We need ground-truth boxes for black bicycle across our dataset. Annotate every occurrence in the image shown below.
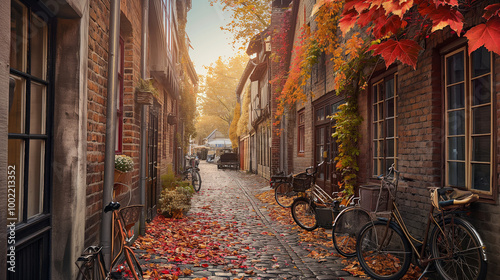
[183,156,201,192]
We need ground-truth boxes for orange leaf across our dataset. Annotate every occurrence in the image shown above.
[465,17,500,55]
[382,0,414,16]
[339,9,359,35]
[368,39,423,69]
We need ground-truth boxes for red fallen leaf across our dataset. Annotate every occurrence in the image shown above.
[368,39,423,69]
[465,17,500,55]
[483,3,500,20]
[201,263,209,268]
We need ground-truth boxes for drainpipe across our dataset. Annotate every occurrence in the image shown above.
[139,0,149,236]
[101,0,120,267]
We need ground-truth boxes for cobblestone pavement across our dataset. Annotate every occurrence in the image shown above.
[135,161,360,280]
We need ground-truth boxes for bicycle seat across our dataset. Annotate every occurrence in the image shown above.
[430,187,479,210]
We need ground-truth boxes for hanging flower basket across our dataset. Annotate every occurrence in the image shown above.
[135,78,159,106]
[167,114,177,125]
[136,90,155,105]
[114,169,132,184]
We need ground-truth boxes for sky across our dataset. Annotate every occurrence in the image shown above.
[186,0,244,77]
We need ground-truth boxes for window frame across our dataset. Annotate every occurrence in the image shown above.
[371,72,398,177]
[443,46,494,197]
[297,110,305,156]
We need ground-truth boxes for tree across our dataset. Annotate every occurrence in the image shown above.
[197,54,247,139]
[209,0,273,46]
[229,103,241,149]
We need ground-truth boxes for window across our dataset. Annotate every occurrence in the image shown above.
[372,75,398,176]
[298,111,305,154]
[445,47,492,194]
[115,37,124,153]
[9,0,50,222]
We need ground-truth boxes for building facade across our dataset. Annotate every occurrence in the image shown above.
[2,0,196,279]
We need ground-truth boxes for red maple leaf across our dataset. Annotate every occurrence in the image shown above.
[420,4,464,34]
[433,0,458,7]
[339,9,359,35]
[344,0,370,13]
[358,7,385,28]
[382,0,414,17]
[373,14,408,38]
[368,39,423,69]
[483,4,500,21]
[465,17,500,55]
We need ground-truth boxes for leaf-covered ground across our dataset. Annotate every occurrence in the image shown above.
[131,189,425,279]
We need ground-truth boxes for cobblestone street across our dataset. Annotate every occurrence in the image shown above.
[134,161,358,280]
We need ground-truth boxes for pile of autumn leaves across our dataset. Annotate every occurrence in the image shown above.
[133,190,423,279]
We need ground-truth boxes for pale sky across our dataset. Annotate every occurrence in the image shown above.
[186,0,244,77]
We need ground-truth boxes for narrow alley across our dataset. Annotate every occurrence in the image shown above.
[133,161,355,280]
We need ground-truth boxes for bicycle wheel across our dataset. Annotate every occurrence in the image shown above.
[274,181,296,208]
[332,206,371,257]
[291,197,318,231]
[191,170,201,192]
[124,247,144,280]
[76,247,107,280]
[356,220,412,280]
[430,217,487,280]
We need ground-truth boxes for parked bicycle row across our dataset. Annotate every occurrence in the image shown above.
[270,161,487,280]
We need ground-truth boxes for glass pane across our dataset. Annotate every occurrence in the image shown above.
[448,161,465,187]
[448,137,465,161]
[372,84,377,103]
[378,103,383,120]
[30,13,47,79]
[386,118,394,138]
[373,160,378,176]
[447,84,464,109]
[8,139,24,222]
[446,51,464,84]
[385,159,394,173]
[471,163,490,191]
[8,76,26,134]
[472,76,491,106]
[472,105,490,134]
[373,141,378,157]
[378,122,383,138]
[373,105,378,121]
[448,110,465,135]
[10,0,26,72]
[373,123,378,140]
[385,78,394,98]
[472,136,490,162]
[387,98,395,118]
[471,47,490,78]
[28,140,45,218]
[378,83,384,101]
[386,139,394,157]
[317,108,324,121]
[30,83,46,134]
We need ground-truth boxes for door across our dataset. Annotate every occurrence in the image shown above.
[314,100,343,194]
[8,1,53,279]
[147,112,159,222]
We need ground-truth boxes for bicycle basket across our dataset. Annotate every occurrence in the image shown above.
[118,205,143,233]
[292,173,312,192]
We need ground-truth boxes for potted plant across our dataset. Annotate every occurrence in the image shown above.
[158,169,194,218]
[114,154,134,184]
[135,78,159,105]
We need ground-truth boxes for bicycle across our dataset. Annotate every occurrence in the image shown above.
[270,171,303,208]
[289,160,371,234]
[76,184,144,280]
[182,156,201,192]
[332,196,371,257]
[356,164,487,280]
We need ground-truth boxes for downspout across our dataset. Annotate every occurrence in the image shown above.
[139,0,149,236]
[101,0,120,267]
